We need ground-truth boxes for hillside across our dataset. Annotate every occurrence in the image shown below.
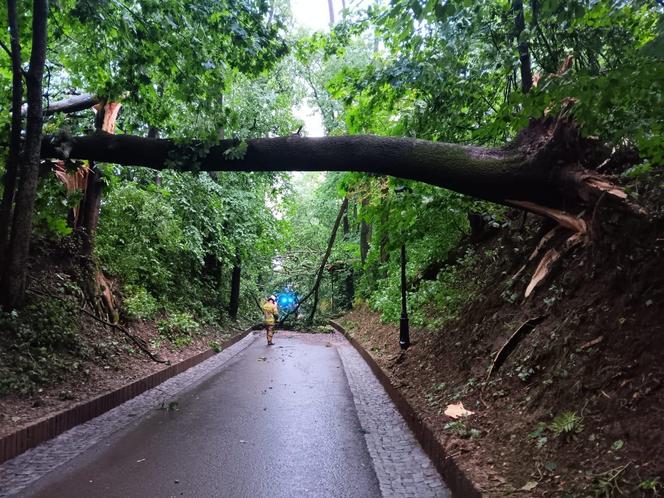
[338,172,664,496]
[0,236,239,438]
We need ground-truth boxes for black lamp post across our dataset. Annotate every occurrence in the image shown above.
[395,185,410,350]
[399,242,410,349]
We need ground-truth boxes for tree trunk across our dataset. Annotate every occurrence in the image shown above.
[307,197,347,324]
[327,0,335,24]
[228,252,241,320]
[78,102,122,320]
[77,164,104,255]
[513,0,533,93]
[42,120,620,217]
[2,0,48,309]
[379,184,389,264]
[77,102,121,257]
[0,0,23,264]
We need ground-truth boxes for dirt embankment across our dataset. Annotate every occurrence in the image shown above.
[340,178,664,497]
[0,238,239,439]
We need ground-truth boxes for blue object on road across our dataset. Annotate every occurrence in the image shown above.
[276,289,298,315]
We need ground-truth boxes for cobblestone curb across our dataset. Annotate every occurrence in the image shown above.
[0,332,258,497]
[335,336,451,498]
[331,321,482,498]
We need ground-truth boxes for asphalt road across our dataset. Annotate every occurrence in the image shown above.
[21,333,381,498]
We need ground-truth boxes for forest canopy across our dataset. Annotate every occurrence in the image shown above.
[0,0,662,322]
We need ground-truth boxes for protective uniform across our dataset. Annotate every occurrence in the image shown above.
[262,296,279,345]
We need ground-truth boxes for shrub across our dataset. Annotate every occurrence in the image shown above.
[549,411,584,437]
[0,296,81,396]
[157,312,200,348]
[123,286,159,320]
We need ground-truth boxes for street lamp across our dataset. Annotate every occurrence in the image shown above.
[394,185,410,350]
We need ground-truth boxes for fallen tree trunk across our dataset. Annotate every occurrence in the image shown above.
[41,119,625,216]
[278,197,349,326]
[307,197,349,324]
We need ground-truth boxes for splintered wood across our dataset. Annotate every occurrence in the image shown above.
[486,315,547,381]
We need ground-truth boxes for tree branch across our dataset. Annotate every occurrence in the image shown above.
[21,92,99,117]
[79,307,169,364]
[0,39,12,59]
[26,286,168,364]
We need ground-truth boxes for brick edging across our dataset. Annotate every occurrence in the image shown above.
[330,320,482,498]
[0,328,253,465]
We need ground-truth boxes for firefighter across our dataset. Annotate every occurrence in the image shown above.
[262,295,279,345]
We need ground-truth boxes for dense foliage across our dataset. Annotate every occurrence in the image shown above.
[280,0,663,327]
[0,0,662,356]
[0,0,298,351]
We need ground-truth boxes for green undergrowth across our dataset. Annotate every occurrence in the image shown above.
[0,294,84,396]
[157,311,201,348]
[368,246,497,329]
[0,269,232,397]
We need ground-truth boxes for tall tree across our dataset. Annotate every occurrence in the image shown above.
[0,0,23,261]
[513,0,533,93]
[359,196,371,266]
[2,0,49,309]
[341,208,354,308]
[229,251,242,320]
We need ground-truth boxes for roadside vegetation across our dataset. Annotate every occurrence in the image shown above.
[0,1,662,495]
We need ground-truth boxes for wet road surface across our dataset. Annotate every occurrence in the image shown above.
[21,333,381,498]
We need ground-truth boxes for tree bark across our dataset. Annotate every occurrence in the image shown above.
[2,0,48,309]
[77,165,104,252]
[379,184,389,264]
[228,252,241,320]
[0,0,23,264]
[77,102,121,256]
[307,197,348,324]
[42,119,622,216]
[514,0,533,93]
[21,92,99,116]
[359,196,371,265]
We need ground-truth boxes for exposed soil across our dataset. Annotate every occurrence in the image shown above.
[339,175,664,497]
